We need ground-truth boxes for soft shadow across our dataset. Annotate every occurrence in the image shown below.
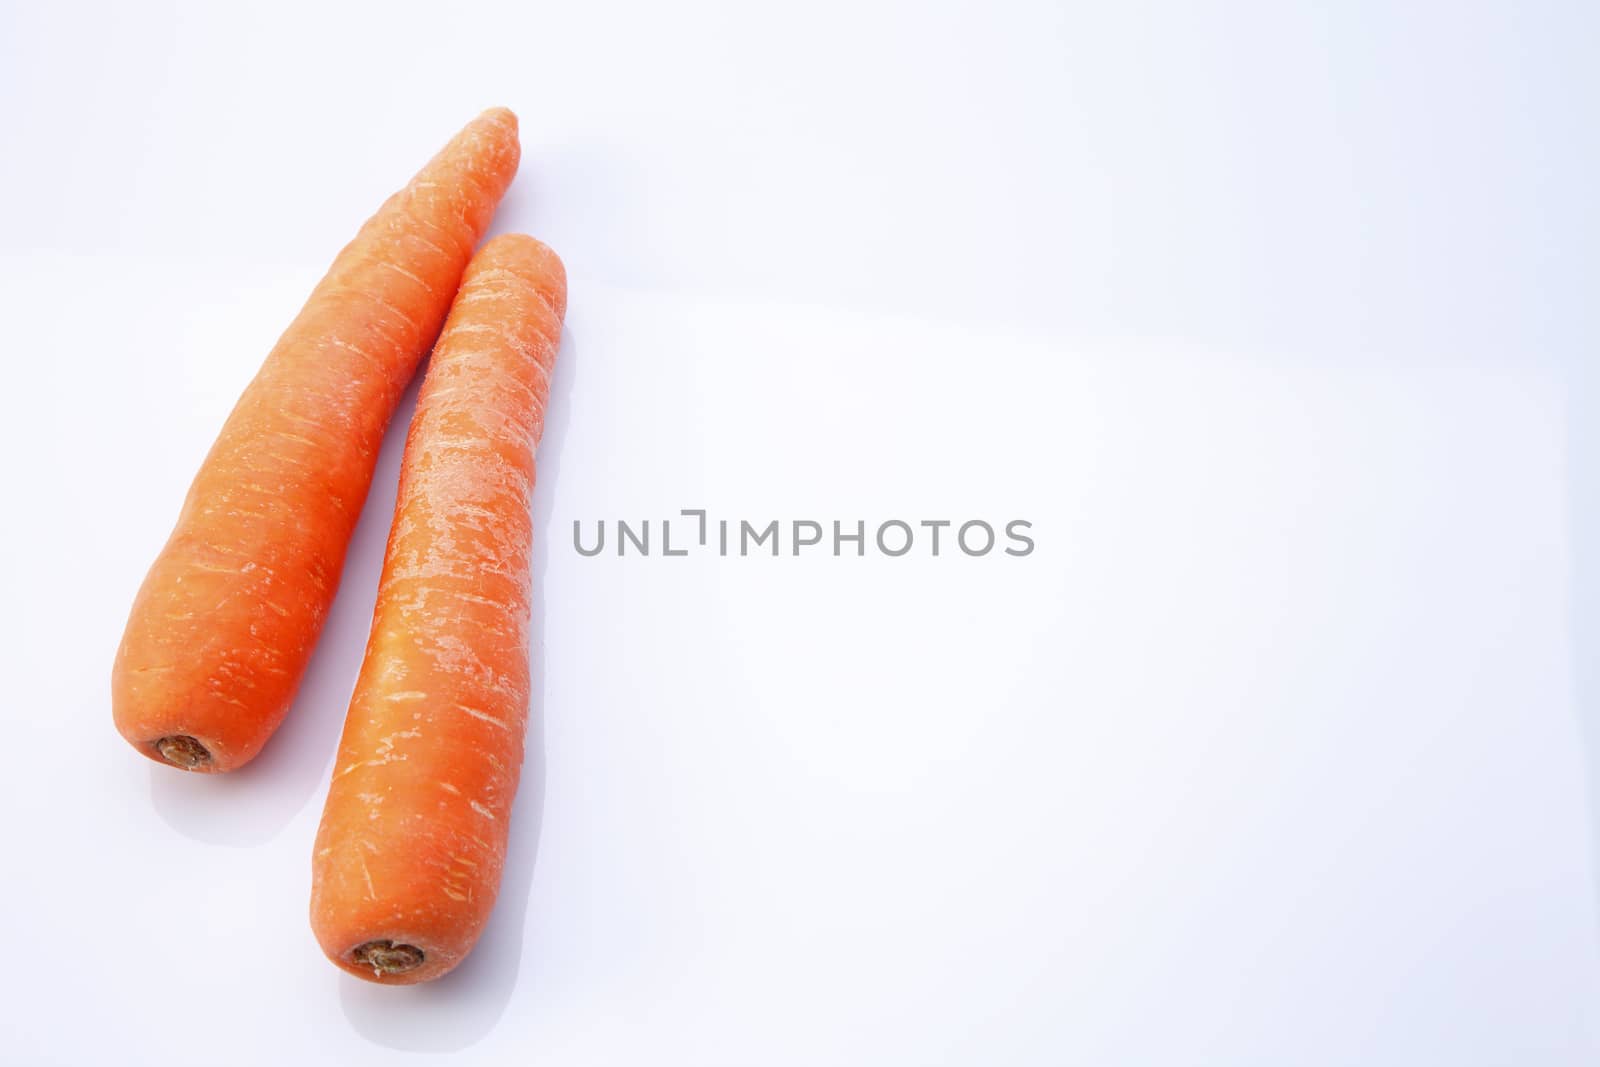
[340,327,577,1051]
[149,371,427,846]
[1569,357,1600,929]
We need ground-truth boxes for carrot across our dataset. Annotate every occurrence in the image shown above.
[112,108,521,773]
[310,234,566,984]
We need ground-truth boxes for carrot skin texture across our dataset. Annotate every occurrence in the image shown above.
[112,109,520,773]
[311,235,566,985]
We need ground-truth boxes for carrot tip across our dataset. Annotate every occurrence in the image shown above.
[154,735,212,770]
[351,940,426,977]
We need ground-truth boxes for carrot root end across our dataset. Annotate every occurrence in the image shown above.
[351,940,426,977]
[155,735,212,770]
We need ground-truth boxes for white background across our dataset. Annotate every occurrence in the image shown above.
[3,1,1598,1063]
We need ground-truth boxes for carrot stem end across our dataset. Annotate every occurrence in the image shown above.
[351,940,426,976]
[155,735,212,769]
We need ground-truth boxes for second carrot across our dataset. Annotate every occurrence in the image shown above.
[113,108,521,772]
[310,234,567,984]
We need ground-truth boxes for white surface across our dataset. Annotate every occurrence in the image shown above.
[3,2,1598,1064]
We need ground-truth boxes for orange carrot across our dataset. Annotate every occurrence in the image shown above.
[112,109,521,773]
[310,234,566,984]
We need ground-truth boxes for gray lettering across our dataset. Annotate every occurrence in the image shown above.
[958,519,995,556]
[618,519,649,556]
[793,520,823,555]
[681,508,708,545]
[741,520,779,556]
[834,520,865,556]
[919,519,950,556]
[876,520,913,556]
[1005,519,1035,557]
[573,520,605,557]
[662,520,688,556]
